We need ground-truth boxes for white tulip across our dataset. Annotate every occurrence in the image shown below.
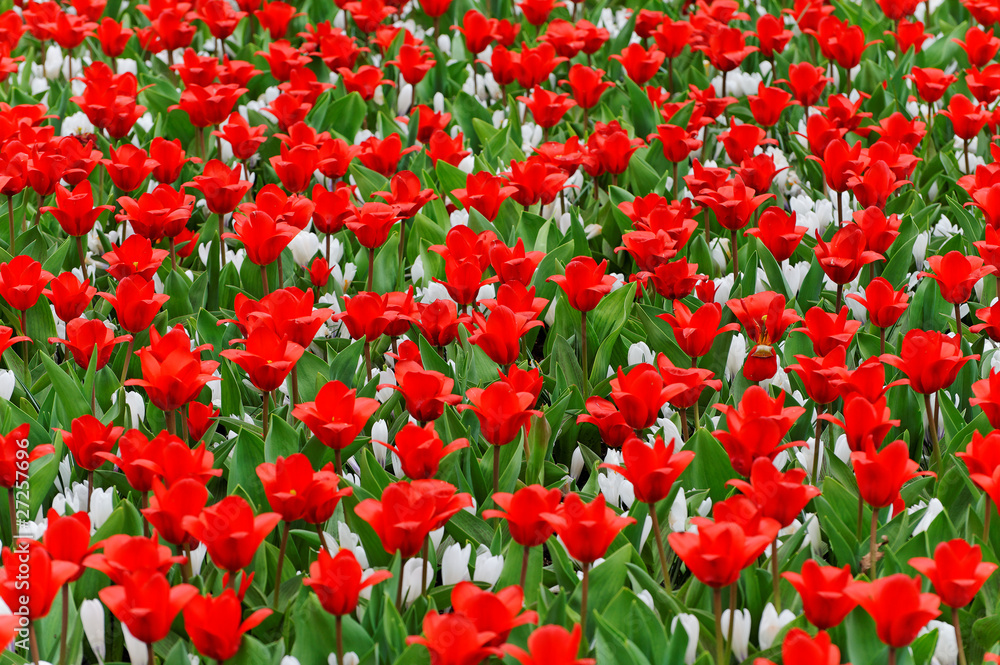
[758,602,795,649]
[473,546,504,588]
[80,599,106,661]
[441,543,471,586]
[721,608,752,662]
[122,625,148,665]
[671,613,700,665]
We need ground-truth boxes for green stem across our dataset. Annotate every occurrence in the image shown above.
[520,545,530,589]
[580,562,590,654]
[581,310,589,395]
[649,506,672,593]
[262,391,270,441]
[812,403,823,486]
[925,392,942,479]
[492,444,500,495]
[336,615,344,665]
[273,522,289,609]
[713,588,724,665]
[771,536,781,612]
[420,537,429,596]
[59,586,68,665]
[870,506,878,579]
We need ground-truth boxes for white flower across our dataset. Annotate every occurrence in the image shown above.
[912,498,944,536]
[122,624,148,665]
[111,390,146,429]
[805,514,828,559]
[721,608,751,662]
[668,488,688,532]
[396,84,413,115]
[80,599,106,661]
[190,543,207,576]
[473,546,504,588]
[671,613,700,665]
[328,652,360,665]
[912,231,930,268]
[0,370,14,401]
[441,543,471,586]
[920,619,957,665]
[281,657,303,665]
[399,557,432,606]
[371,420,389,465]
[570,446,585,481]
[725,334,747,382]
[758,602,795,649]
[627,342,654,366]
[636,589,655,611]
[287,231,320,265]
[598,449,634,508]
[638,514,652,553]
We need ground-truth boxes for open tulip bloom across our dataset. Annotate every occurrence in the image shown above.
[7,0,1000,664]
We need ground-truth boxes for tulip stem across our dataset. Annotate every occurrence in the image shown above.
[396,557,406,609]
[713,588,724,665]
[261,264,270,296]
[87,470,93,513]
[888,647,896,665]
[182,542,192,582]
[672,162,678,201]
[924,392,942,479]
[492,444,500,495]
[367,247,375,292]
[397,219,407,290]
[870,507,878,579]
[420,537,429,596]
[520,545,530,589]
[335,448,342,478]
[731,228,738,279]
[952,606,968,665]
[290,366,299,408]
[837,190,844,227]
[76,235,87,278]
[724,586,736,665]
[165,409,176,436]
[680,408,689,441]
[147,641,155,665]
[335,615,344,665]
[771,536,781,612]
[6,195,13,252]
[955,302,963,340]
[120,337,134,386]
[879,327,886,355]
[363,341,372,384]
[169,238,177,270]
[28,620,40,665]
[316,523,331,555]
[648,506,672,594]
[218,213,226,268]
[580,310,589,395]
[836,283,843,312]
[273,522,289,609]
[579,561,590,653]
[812,403,823,486]
[262,391,270,441]
[964,138,971,175]
[59,586,68,665]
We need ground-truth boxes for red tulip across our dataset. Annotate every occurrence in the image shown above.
[188,160,253,215]
[49,318,132,370]
[502,624,595,665]
[0,544,80,620]
[0,424,54,489]
[460,380,541,448]
[847,277,909,329]
[55,415,123,472]
[42,272,97,322]
[100,572,198,644]
[547,256,617,312]
[406,611,503,664]
[41,180,113,237]
[745,207,807,262]
[713,386,804,477]
[183,496,280,573]
[454,171,518,222]
[376,421,468,480]
[821,394,899,452]
[601,435,694,505]
[845,574,941,648]
[881,329,976,394]
[562,64,613,110]
[467,306,542,367]
[257,453,352,523]
[98,275,169,334]
[905,66,956,103]
[747,83,797,127]
[814,225,883,285]
[919,251,995,304]
[910,538,996,609]
[727,291,801,381]
[541,493,635,564]
[668,517,778,588]
[782,560,857,630]
[183,589,271,661]
[126,324,220,413]
[0,255,53,314]
[483,485,562,547]
[102,235,169,281]
[852,439,932,511]
[141,479,209,547]
[292,379,379,451]
[221,325,304,393]
[304,548,392,615]
[576,397,634,449]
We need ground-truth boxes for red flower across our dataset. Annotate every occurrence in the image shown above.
[782,560,857,630]
[959,431,1000,506]
[609,363,684,430]
[847,159,909,209]
[0,255,53,313]
[186,402,220,442]
[407,612,503,664]
[415,300,471,347]
[214,113,268,162]
[586,121,644,174]
[42,272,96,322]
[41,180,113,236]
[728,457,820,528]
[454,171,519,221]
[467,306,542,367]
[652,16,693,57]
[55,415,123,472]
[713,386,804,476]
[0,424,54,489]
[727,291,801,382]
[905,66,957,103]
[881,329,976,394]
[221,326,304,393]
[814,224,883,284]
[601,435,694,504]
[547,256,617,312]
[667,517,778,588]
[102,235,169,281]
[847,277,909,329]
[919,251,995,304]
[345,202,401,249]
[940,93,990,140]
[254,0,301,38]
[657,301,740,358]
[101,144,155,193]
[386,43,436,85]
[183,589,272,662]
[126,324,220,413]
[649,123,702,163]
[0,544,79,620]
[292,379,379,451]
[698,26,758,72]
[541,493,635,564]
[794,306,861,357]
[745,207,807,262]
[337,65,394,100]
[377,422,468,480]
[183,496,281,573]
[99,572,198,644]
[188,160,253,215]
[356,133,419,177]
[753,14,794,57]
[84,534,187,584]
[852,439,932,510]
[576,397,634,449]
[455,9,496,54]
[821,395,899,452]
[40,508,94,581]
[117,184,195,244]
[49,318,132,370]
[93,17,134,57]
[845,574,941,648]
[269,143,318,194]
[142,479,210,547]
[695,176,773,231]
[483,484,562,547]
[502,624,595,665]
[98,275,169,334]
[304,548,392,615]
[459,380,541,447]
[355,479,472,558]
[910,538,996,609]
[517,0,564,25]
[562,64,613,110]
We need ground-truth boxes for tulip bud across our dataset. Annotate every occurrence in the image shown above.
[122,624,148,665]
[758,602,795,649]
[638,514,652,554]
[328,652,360,665]
[441,543,471,586]
[0,370,13,401]
[570,446,585,482]
[721,608,751,662]
[472,545,503,588]
[668,488,688,533]
[920,620,957,665]
[670,613,700,665]
[80,599,106,660]
[399,557,431,606]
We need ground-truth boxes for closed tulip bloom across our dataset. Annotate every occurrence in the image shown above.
[377,422,468,480]
[49,318,132,370]
[141,478,209,547]
[853,439,933,510]
[845,574,941,648]
[658,301,740,358]
[183,589,272,662]
[101,144,155,192]
[728,457,820,528]
[149,137,196,184]
[562,64,613,110]
[451,582,537,646]
[745,207,807,262]
[100,572,198,644]
[55,415,123,472]
[183,496,281,573]
[292,380,379,451]
[355,479,473,558]
[460,380,541,447]
[42,272,97,322]
[0,424,54,489]
[713,386,804,477]
[483,485,562,547]
[126,325,220,412]
[99,275,169,334]
[41,180,113,236]
[847,277,909,329]
[814,225,883,285]
[221,326,304,393]
[41,508,94,581]
[518,87,577,129]
[503,624,594,665]
[782,560,857,630]
[454,171,519,221]
[187,160,253,215]
[84,534,187,585]
[548,256,617,312]
[609,43,665,85]
[344,202,400,249]
[0,544,80,620]
[407,611,503,664]
[909,539,996,608]
[304,548,392,615]
[881,329,976,394]
[919,251,995,304]
[747,83,797,127]
[467,306,543,367]
[972,371,1000,428]
[415,300,471,347]
[257,453,352,522]
[769,630,845,665]
[905,66,956,103]
[601,436,694,505]
[541,493,635,564]
[577,397,634,449]
[609,363,684,430]
[668,517,779,588]
[0,255,54,312]
[821,395,899,452]
[383,363,462,423]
